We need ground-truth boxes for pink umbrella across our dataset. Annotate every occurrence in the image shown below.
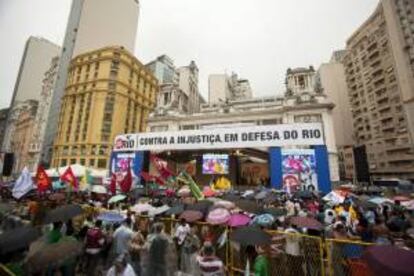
[227,213,251,227]
[214,200,236,210]
[132,203,153,214]
[207,208,231,225]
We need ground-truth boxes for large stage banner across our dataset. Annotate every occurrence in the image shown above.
[281,149,318,193]
[113,123,324,152]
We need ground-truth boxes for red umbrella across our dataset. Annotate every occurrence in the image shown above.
[179,210,203,222]
[290,216,322,230]
[227,213,251,227]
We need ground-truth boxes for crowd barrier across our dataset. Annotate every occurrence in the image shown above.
[130,216,375,276]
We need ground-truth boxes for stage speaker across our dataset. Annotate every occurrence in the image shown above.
[2,153,14,176]
[353,145,370,183]
[142,151,151,173]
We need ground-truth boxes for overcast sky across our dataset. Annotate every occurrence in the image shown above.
[0,0,379,108]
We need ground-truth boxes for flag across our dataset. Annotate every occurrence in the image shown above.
[119,166,132,193]
[12,167,34,199]
[244,259,250,276]
[36,165,51,193]
[109,173,116,195]
[60,166,79,191]
[80,168,92,191]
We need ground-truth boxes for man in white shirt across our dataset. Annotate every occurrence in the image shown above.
[174,218,191,246]
[113,218,134,256]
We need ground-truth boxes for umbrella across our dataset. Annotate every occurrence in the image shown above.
[230,226,271,246]
[401,200,414,210]
[393,196,410,202]
[290,216,323,230]
[186,200,213,214]
[222,193,240,202]
[26,238,83,273]
[255,190,268,200]
[294,190,313,199]
[43,204,83,224]
[228,213,251,227]
[251,214,275,227]
[48,193,66,201]
[368,197,393,205]
[263,207,287,217]
[179,210,203,222]
[0,226,40,255]
[97,212,126,223]
[364,245,414,276]
[203,186,216,197]
[206,208,231,225]
[263,194,280,205]
[214,200,236,210]
[91,185,107,194]
[131,203,154,214]
[354,199,377,209]
[235,200,262,214]
[165,204,185,216]
[108,194,127,204]
[148,205,170,217]
[242,190,255,199]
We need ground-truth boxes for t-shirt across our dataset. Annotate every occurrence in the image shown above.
[254,255,269,276]
[106,263,136,276]
[174,224,190,245]
[285,228,300,256]
[86,227,104,250]
[47,229,62,244]
[112,225,133,255]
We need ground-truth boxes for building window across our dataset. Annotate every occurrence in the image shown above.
[89,159,95,167]
[70,158,76,164]
[98,159,107,169]
[60,159,67,166]
[80,159,85,165]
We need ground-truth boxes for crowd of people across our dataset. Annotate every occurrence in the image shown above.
[0,184,413,276]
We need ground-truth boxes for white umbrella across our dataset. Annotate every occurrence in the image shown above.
[148,205,170,217]
[91,185,107,194]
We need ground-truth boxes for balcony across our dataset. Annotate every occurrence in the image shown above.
[385,144,413,152]
[387,154,414,162]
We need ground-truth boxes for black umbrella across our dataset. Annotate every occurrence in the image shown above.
[230,226,271,246]
[0,226,41,255]
[43,204,83,224]
[223,193,240,202]
[165,204,185,216]
[235,199,262,214]
[263,207,287,217]
[186,200,213,214]
[364,245,414,276]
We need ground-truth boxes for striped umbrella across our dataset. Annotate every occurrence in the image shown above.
[207,208,231,225]
[251,214,275,227]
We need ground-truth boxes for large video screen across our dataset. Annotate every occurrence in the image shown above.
[202,154,229,174]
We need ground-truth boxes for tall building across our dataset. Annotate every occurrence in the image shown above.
[146,55,179,85]
[343,0,414,180]
[178,61,201,113]
[51,46,158,169]
[28,56,60,170]
[208,72,253,103]
[0,108,9,149]
[2,37,60,153]
[318,51,355,181]
[43,0,140,166]
[10,100,38,173]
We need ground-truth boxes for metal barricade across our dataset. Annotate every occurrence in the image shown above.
[325,239,373,276]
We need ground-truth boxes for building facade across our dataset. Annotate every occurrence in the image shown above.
[146,55,179,85]
[178,61,202,113]
[52,46,158,169]
[10,100,38,173]
[43,0,140,166]
[0,108,9,149]
[343,0,414,180]
[28,56,60,169]
[149,67,340,183]
[318,51,355,181]
[208,72,253,103]
[2,36,60,152]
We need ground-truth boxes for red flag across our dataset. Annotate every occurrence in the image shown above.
[150,154,174,179]
[36,165,51,193]
[60,166,78,190]
[109,173,116,195]
[119,167,132,193]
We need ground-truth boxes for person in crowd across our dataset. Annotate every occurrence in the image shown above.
[147,223,169,276]
[254,245,269,276]
[107,254,136,276]
[201,225,215,243]
[84,220,106,275]
[196,242,225,276]
[47,221,63,244]
[128,230,145,275]
[180,225,201,274]
[284,223,303,276]
[112,218,134,258]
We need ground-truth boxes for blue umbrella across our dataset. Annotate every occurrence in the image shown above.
[251,214,275,227]
[97,212,125,223]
